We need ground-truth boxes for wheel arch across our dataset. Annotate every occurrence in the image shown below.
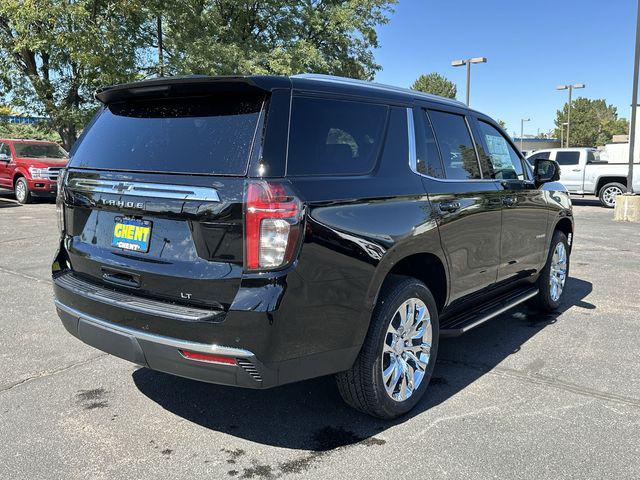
[596,176,627,195]
[369,251,448,315]
[553,216,574,252]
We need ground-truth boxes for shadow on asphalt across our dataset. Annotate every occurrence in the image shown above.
[133,276,593,451]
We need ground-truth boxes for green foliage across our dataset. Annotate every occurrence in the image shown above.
[161,0,396,80]
[0,1,150,149]
[0,121,60,143]
[0,0,396,149]
[554,98,629,147]
[497,119,507,131]
[411,73,457,99]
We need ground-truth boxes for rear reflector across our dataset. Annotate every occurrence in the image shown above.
[178,350,237,365]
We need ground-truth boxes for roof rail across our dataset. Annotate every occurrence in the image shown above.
[291,73,467,107]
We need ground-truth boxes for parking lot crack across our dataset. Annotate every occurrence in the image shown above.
[439,359,640,408]
[0,265,52,285]
[0,353,108,395]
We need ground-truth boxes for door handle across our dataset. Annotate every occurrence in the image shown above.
[571,168,582,172]
[438,201,461,213]
[502,196,517,207]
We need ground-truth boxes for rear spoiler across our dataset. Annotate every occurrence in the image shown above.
[94,75,291,105]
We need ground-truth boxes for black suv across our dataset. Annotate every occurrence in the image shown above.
[52,74,572,419]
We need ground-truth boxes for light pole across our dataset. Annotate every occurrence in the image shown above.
[560,122,568,148]
[556,83,585,148]
[452,57,487,106]
[520,118,530,152]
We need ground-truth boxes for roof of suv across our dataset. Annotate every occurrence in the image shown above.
[94,74,470,111]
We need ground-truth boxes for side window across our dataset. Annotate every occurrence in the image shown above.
[0,143,10,157]
[476,120,525,180]
[428,110,481,180]
[528,152,550,162]
[287,97,388,176]
[555,151,580,166]
[415,110,444,178]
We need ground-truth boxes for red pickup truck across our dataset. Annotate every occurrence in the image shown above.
[0,138,68,204]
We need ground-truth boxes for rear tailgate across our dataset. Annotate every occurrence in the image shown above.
[60,83,268,310]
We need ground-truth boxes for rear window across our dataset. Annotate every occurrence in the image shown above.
[70,95,264,175]
[287,97,388,176]
[555,151,580,166]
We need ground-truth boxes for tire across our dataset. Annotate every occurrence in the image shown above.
[335,276,439,419]
[14,177,32,204]
[598,182,626,208]
[534,230,570,312]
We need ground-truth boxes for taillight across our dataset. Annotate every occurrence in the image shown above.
[244,180,303,271]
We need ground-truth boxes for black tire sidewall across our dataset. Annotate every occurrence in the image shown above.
[15,177,30,204]
[368,278,440,418]
[599,182,626,208]
[536,231,569,311]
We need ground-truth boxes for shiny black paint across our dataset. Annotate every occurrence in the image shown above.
[53,75,574,388]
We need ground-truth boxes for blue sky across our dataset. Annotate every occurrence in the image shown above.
[374,0,636,137]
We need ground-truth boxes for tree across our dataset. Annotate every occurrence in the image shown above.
[0,121,59,143]
[159,1,395,80]
[411,73,457,99]
[497,119,507,131]
[0,104,16,116]
[554,98,629,147]
[0,1,150,149]
[0,1,396,149]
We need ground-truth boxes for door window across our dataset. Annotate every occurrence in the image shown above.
[555,151,580,165]
[428,110,481,180]
[0,143,10,158]
[476,121,525,180]
[415,110,445,178]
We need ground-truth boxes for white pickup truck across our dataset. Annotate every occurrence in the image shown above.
[526,148,640,208]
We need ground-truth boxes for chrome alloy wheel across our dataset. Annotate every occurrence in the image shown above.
[549,242,568,302]
[15,179,26,203]
[381,298,432,402]
[602,185,623,207]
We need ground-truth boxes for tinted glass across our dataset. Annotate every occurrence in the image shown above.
[555,151,580,166]
[0,143,10,156]
[287,97,388,176]
[416,111,444,178]
[477,121,525,180]
[13,142,67,159]
[428,110,480,180]
[70,95,263,175]
[528,152,550,162]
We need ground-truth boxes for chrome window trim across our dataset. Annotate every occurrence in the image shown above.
[406,107,499,184]
[67,178,221,202]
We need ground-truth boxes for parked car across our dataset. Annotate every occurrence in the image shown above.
[526,147,638,207]
[52,74,573,419]
[0,138,69,204]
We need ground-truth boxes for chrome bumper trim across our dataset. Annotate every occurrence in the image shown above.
[54,300,253,358]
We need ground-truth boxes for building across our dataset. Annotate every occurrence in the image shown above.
[511,137,561,154]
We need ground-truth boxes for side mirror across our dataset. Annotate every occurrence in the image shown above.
[534,158,560,187]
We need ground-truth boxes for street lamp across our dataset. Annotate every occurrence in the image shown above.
[452,57,487,106]
[556,83,585,148]
[520,118,530,152]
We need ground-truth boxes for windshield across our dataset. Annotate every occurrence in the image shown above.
[70,94,264,175]
[13,143,68,159]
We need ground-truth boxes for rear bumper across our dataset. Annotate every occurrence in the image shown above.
[55,300,275,388]
[52,270,360,388]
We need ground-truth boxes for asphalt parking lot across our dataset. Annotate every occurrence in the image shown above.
[1,190,639,480]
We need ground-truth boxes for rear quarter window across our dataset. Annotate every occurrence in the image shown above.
[70,95,264,175]
[286,97,388,176]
